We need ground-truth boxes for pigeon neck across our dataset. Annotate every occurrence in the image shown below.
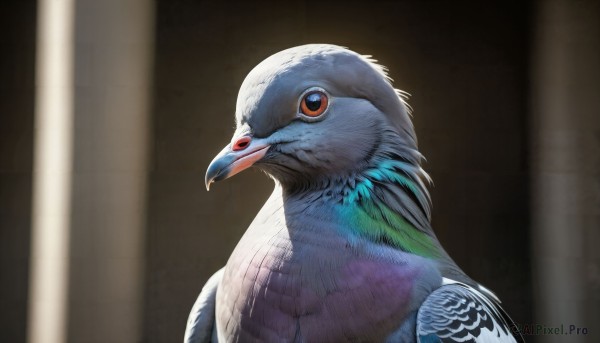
[281,130,441,259]
[338,144,440,258]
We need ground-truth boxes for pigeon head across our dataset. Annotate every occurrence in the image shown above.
[205,44,419,191]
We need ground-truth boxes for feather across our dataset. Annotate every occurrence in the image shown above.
[416,278,524,343]
[184,268,223,343]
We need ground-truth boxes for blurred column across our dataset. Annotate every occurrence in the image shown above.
[531,0,600,342]
[28,0,154,342]
[29,0,74,342]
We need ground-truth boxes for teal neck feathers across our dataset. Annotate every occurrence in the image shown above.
[338,151,442,259]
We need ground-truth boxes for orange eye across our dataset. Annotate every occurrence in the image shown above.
[300,91,328,117]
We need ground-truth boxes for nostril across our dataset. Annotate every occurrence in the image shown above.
[232,136,251,151]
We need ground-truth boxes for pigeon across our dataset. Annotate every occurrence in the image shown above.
[185,44,523,343]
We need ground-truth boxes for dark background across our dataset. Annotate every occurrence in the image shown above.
[1,0,598,342]
[0,1,36,340]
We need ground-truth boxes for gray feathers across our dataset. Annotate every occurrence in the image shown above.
[184,268,223,343]
[236,44,415,146]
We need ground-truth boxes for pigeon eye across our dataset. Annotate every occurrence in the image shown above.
[300,90,328,118]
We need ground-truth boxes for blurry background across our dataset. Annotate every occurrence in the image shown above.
[0,0,598,342]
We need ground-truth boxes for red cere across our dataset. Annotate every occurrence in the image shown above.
[232,136,251,151]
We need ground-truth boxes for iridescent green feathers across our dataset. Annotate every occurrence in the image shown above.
[339,127,441,258]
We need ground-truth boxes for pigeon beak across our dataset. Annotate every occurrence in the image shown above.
[205,136,270,190]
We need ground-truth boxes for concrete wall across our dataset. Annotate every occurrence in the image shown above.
[531,1,600,342]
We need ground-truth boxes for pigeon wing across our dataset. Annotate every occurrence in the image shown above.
[416,279,523,343]
[184,268,224,343]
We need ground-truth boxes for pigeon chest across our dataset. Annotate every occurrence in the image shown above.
[215,224,424,342]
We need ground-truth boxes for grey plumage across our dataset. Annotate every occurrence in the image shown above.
[185,268,223,343]
[186,44,523,343]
